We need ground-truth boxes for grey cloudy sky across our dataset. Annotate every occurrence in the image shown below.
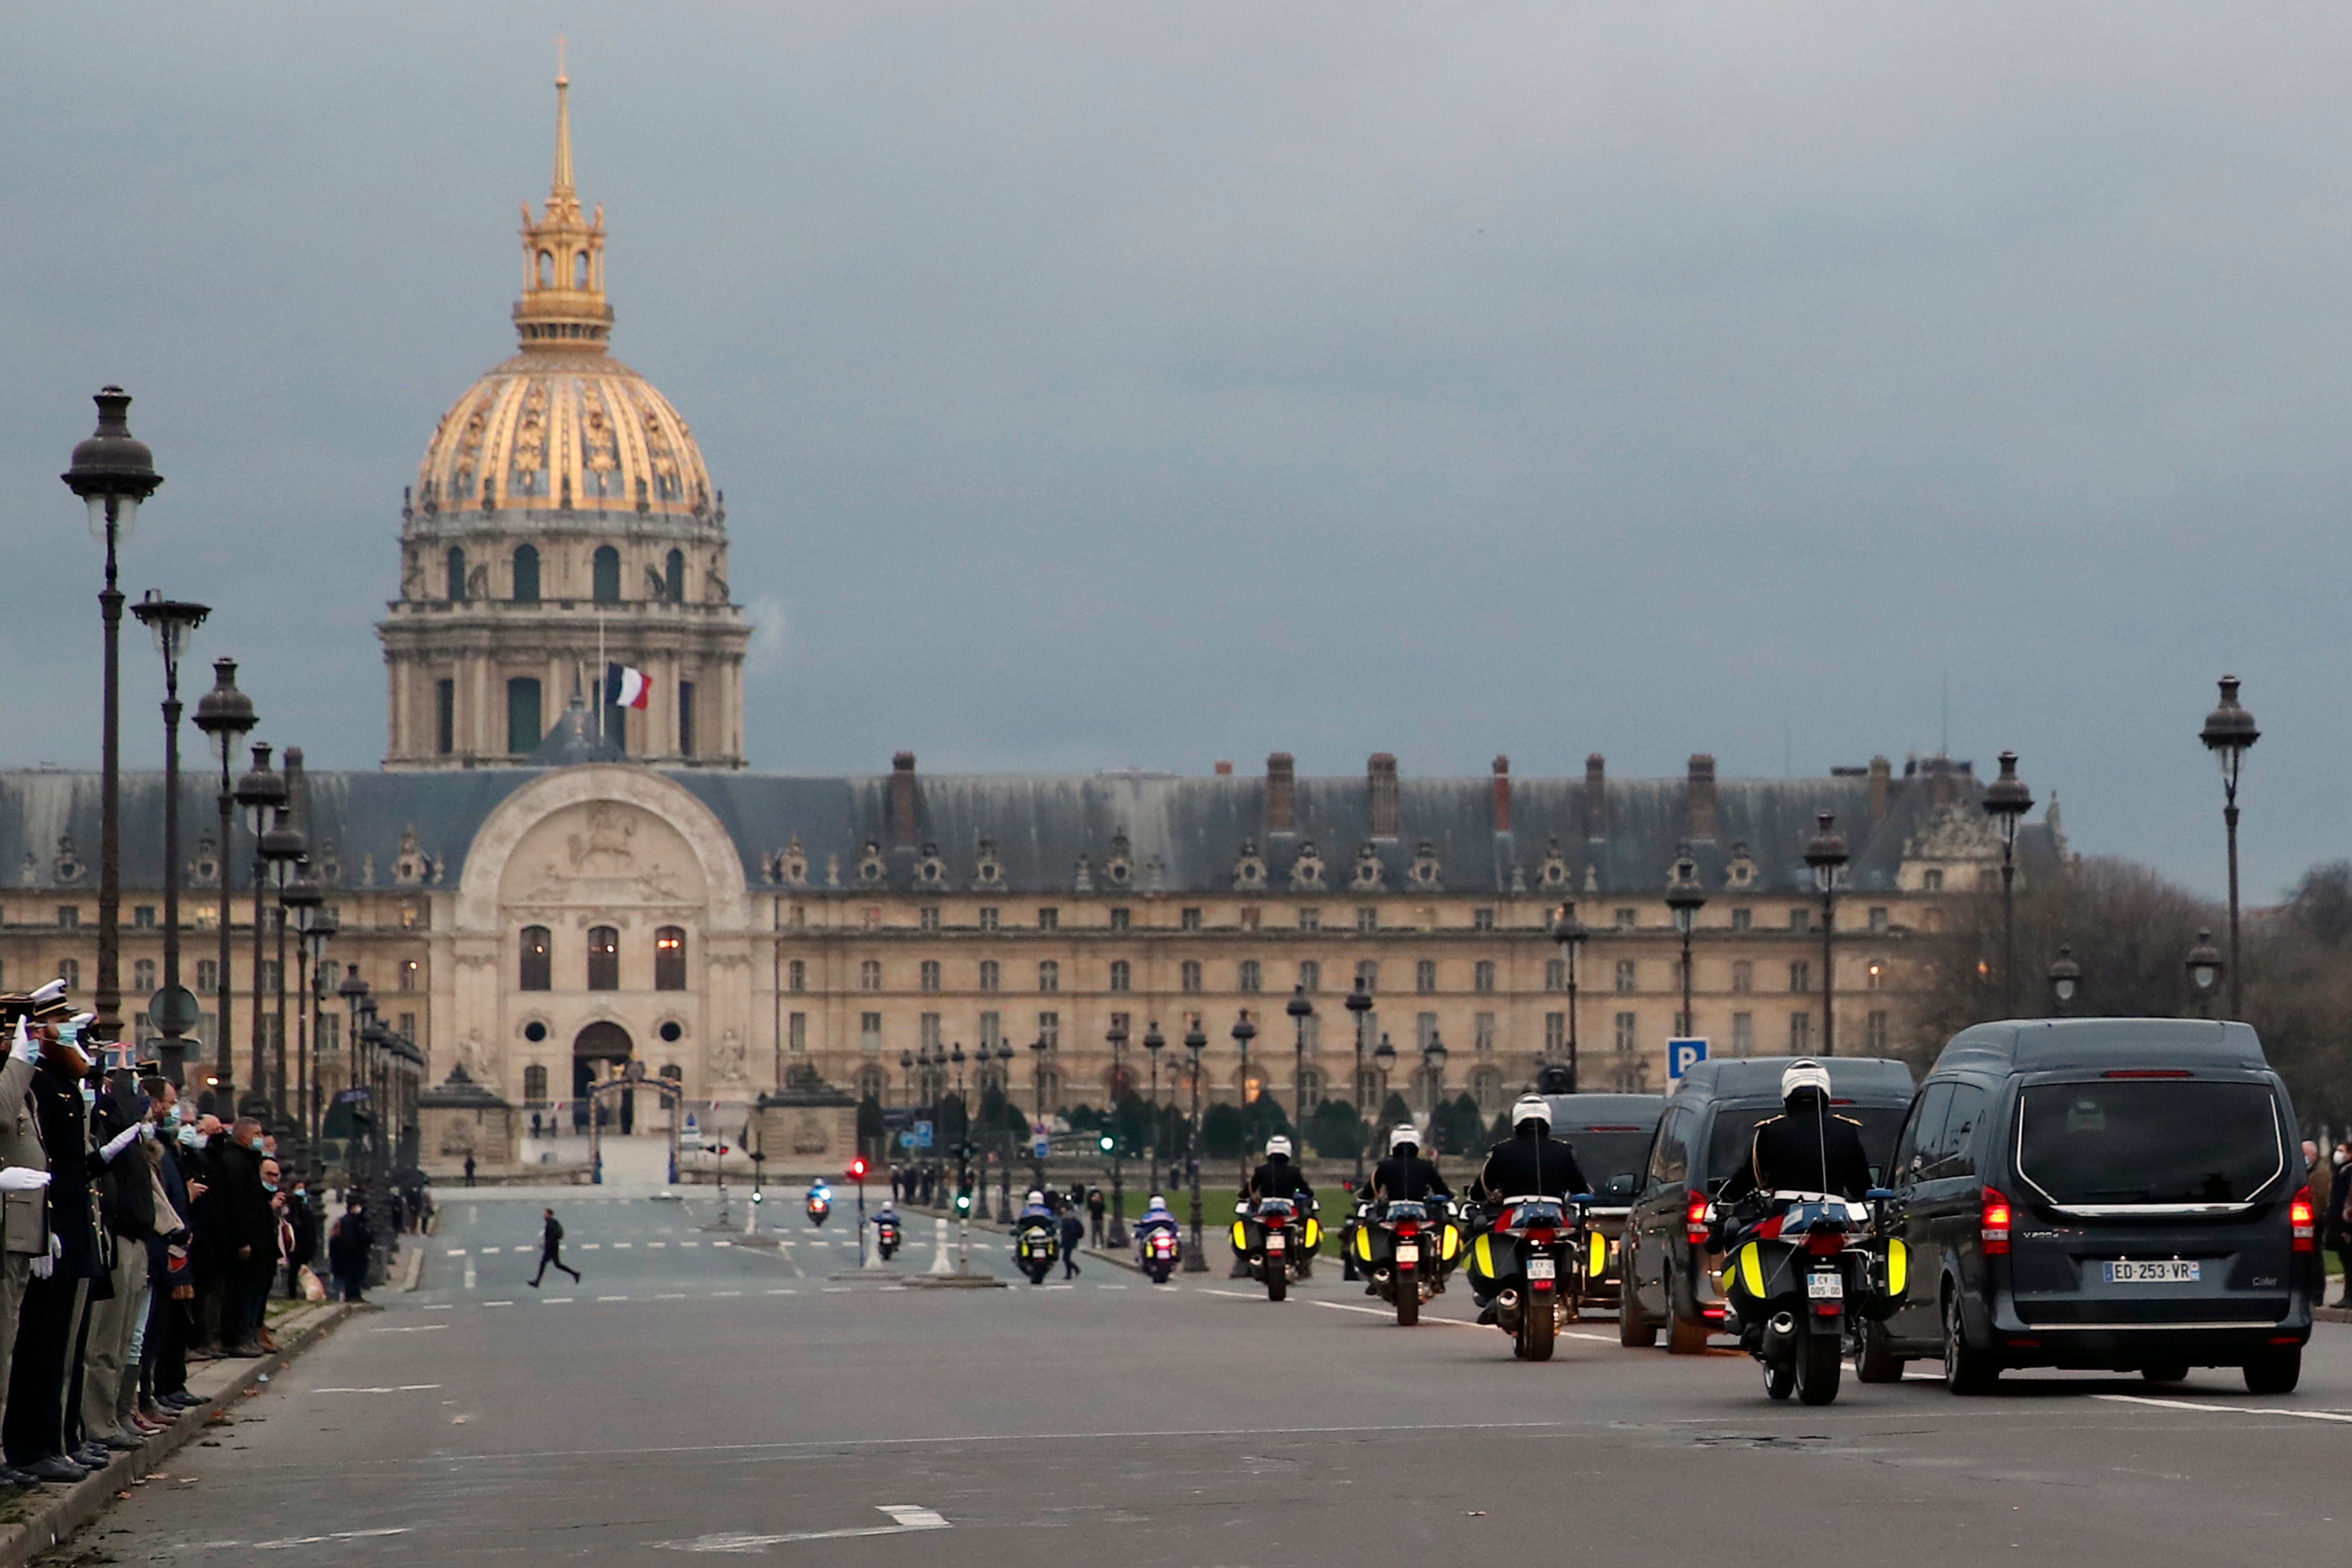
[3,4,2346,902]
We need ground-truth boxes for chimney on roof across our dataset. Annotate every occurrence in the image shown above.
[1929,755,1959,807]
[1584,753,1607,841]
[1491,756,1512,833]
[1686,754,1717,842]
[891,752,917,846]
[1368,753,1399,838]
[1267,753,1296,833]
[1868,755,1891,824]
[1214,760,1233,776]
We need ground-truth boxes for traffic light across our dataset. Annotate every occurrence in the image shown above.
[714,1143,729,1157]
[1097,1132,1115,1154]
[848,1156,868,1180]
[955,1180,973,1215]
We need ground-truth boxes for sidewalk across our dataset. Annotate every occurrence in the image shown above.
[0,1301,354,1568]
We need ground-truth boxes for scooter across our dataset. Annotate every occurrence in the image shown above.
[1719,1191,1905,1406]
[1464,1195,1589,1360]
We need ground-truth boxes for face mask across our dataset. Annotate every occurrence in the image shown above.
[161,1108,181,1128]
[249,1136,265,1152]
[182,1129,206,1149]
[261,1181,278,1194]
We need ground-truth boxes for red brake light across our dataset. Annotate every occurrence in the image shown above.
[1395,1221,1419,1238]
[1527,1227,1557,1245]
[1980,1187,2012,1255]
[1804,1230,1845,1256]
[1686,1194,1711,1247]
[2290,1185,2316,1253]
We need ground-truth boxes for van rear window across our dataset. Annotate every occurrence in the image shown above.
[2016,1081,2283,1206]
[1706,1105,1906,1187]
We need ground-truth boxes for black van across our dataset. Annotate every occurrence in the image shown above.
[1540,1092,1666,1310]
[1621,1056,1914,1353]
[1867,1019,2318,1395]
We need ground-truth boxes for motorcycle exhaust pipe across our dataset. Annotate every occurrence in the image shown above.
[1762,1310,1797,1359]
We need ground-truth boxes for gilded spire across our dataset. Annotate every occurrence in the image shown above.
[514,50,612,352]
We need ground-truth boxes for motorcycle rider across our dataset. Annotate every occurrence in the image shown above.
[874,1199,900,1252]
[1715,1059,1875,1217]
[1239,1136,1315,1277]
[1371,1124,1451,1203]
[1468,1096,1589,1323]
[1133,1193,1178,1246]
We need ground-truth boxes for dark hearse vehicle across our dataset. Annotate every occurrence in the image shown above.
[1539,1092,1666,1311]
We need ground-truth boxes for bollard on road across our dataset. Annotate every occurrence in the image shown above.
[929,1216,954,1274]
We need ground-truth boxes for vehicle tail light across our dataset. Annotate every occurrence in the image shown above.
[1395,1222,1419,1238]
[1980,1188,2012,1256]
[2289,1185,2316,1253]
[1686,1194,1711,1247]
[2103,1069,2191,1078]
[1700,1301,1726,1320]
[1804,1230,1844,1257]
[1527,1227,1556,1245]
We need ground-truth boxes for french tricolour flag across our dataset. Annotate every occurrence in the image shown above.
[604,661,652,710]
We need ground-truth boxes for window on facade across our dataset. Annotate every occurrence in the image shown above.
[978,907,999,931]
[1180,907,1202,932]
[980,1010,1002,1048]
[1181,960,1202,994]
[57,959,78,988]
[1544,958,1565,992]
[584,929,617,991]
[788,1012,807,1053]
[260,960,282,995]
[1298,960,1320,993]
[1355,960,1378,991]
[1037,907,1058,931]
[1730,959,1753,994]
[1239,960,1261,993]
[920,1013,942,1051]
[1731,907,1752,933]
[1868,906,1889,933]
[1037,1012,1061,1049]
[1474,1011,1495,1052]
[436,679,455,756]
[979,960,1000,992]
[592,545,621,605]
[1788,961,1811,993]
[788,959,806,993]
[1922,869,1945,892]
[134,906,156,929]
[664,548,686,603]
[920,960,941,993]
[1416,960,1437,995]
[1865,959,1887,991]
[446,546,467,602]
[860,1013,883,1053]
[1109,907,1130,931]
[1614,1011,1637,1053]
[507,677,543,754]
[1865,1011,1889,1052]
[919,906,940,932]
[678,681,695,759]
[1037,961,1059,993]
[1544,1011,1565,1054]
[399,958,420,992]
[55,906,78,929]
[1356,907,1378,933]
[133,958,155,994]
[1788,907,1811,931]
[1298,907,1320,931]
[1732,1012,1754,1055]
[860,960,882,992]
[1413,1011,1437,1048]
[512,544,539,603]
[519,926,551,991]
[1613,959,1636,994]
[1474,960,1495,994]
[1614,908,1637,931]
[1473,907,1495,932]
[196,960,218,992]
[1109,960,1130,993]
[1788,1011,1812,1052]
[653,927,686,990]
[523,1065,549,1103]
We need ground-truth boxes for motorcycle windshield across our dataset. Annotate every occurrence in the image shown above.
[1381,1201,1428,1222]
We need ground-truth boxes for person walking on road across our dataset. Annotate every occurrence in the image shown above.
[528,1208,581,1288]
[1058,1208,1084,1279]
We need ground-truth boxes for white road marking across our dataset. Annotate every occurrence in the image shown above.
[613,1242,633,1249]
[2095,1393,2352,1424]
[768,1289,796,1295]
[1096,1284,1127,1290]
[1313,1300,1479,1328]
[656,1504,951,1550]
[713,1241,732,1249]
[424,1302,455,1311]
[681,1242,701,1249]
[582,1243,602,1250]
[374,1325,448,1334]
[446,1249,466,1257]
[822,1287,851,1294]
[657,1293,688,1300]
[463,1258,477,1290]
[483,1301,514,1308]
[480,1247,501,1255]
[541,1297,574,1304]
[227,1528,412,1550]
[312,1385,443,1395]
[711,1290,742,1297]
[597,1295,629,1302]
[648,1241,668,1249]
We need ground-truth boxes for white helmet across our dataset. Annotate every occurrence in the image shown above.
[1265,1135,1293,1159]
[1780,1059,1832,1101]
[1510,1094,1551,1132]
[1025,1189,1045,1205]
[1388,1124,1421,1154]
[1146,1194,1168,1209]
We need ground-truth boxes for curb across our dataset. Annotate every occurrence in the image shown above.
[2317,1306,2351,1326]
[0,1301,355,1568]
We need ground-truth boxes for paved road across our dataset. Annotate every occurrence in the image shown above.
[73,1196,2345,1564]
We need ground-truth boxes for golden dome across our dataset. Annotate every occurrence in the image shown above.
[412,68,716,523]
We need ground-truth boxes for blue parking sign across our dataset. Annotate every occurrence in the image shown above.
[915,1120,934,1149]
[1668,1038,1708,1080]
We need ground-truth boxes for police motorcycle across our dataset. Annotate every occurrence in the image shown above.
[1133,1197,1183,1284]
[1349,1196,1465,1326]
[875,1206,901,1261]
[1231,1196,1321,1302]
[1463,1192,1591,1359]
[1013,1191,1061,1285]
[1715,1189,1905,1405]
[805,1182,832,1228]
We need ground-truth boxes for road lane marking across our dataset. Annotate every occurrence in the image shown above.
[424,1303,455,1311]
[194,1528,412,1550]
[657,1293,688,1300]
[1313,1300,1480,1328]
[483,1301,514,1308]
[648,1241,668,1248]
[767,1289,795,1295]
[374,1325,449,1333]
[464,1257,477,1290]
[480,1247,501,1254]
[656,1504,951,1550]
[1096,1284,1127,1290]
[2095,1394,2352,1424]
[613,1242,633,1249]
[541,1297,574,1304]
[582,1243,602,1250]
[597,1295,629,1301]
[711,1290,742,1297]
[446,1249,466,1256]
[312,1385,443,1394]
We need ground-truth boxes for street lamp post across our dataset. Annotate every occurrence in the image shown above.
[992,1040,1014,1220]
[1287,986,1315,1150]
[1142,1021,1165,1196]
[2186,929,2224,1018]
[192,660,255,1113]
[2200,677,2260,1020]
[1230,1010,1257,1184]
[299,903,338,1164]
[1550,902,1584,1091]
[2048,946,2081,1016]
[130,592,210,1084]
[1982,751,2034,1018]
[1105,1018,1129,1248]
[1804,812,1848,1056]
[278,866,323,1165]
[62,387,164,1050]
[1664,844,1706,1039]
[1421,1031,1448,1121]
[260,806,307,1122]
[338,974,370,1177]
[1343,979,1373,1189]
[1029,1036,1051,1191]
[232,749,287,1114]
[900,1049,915,1107]
[1373,1034,1397,1123]
[1181,1021,1208,1271]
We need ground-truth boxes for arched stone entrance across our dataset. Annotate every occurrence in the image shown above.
[575,1021,633,1129]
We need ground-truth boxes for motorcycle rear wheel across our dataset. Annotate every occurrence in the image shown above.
[1762,1357,1796,1401]
[1396,1265,1419,1326]
[1795,1329,1842,1405]
[1148,1263,1171,1285]
[1518,1291,1556,1361]
[1267,1258,1287,1302]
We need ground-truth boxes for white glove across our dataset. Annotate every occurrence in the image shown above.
[8,1020,34,1065]
[100,1123,140,1161]
[0,1167,51,1193]
[136,1122,157,1142]
[31,1236,58,1279]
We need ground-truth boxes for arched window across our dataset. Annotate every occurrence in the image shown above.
[512,544,540,603]
[573,250,590,288]
[1109,960,1130,993]
[537,250,554,287]
[592,545,621,605]
[664,548,685,603]
[587,926,619,991]
[523,1064,549,1104]
[654,926,686,991]
[519,926,551,991]
[446,546,467,602]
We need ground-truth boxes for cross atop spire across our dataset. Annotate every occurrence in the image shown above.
[552,36,574,202]
[514,50,612,352]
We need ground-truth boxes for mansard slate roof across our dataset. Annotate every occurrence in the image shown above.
[0,760,2054,900]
